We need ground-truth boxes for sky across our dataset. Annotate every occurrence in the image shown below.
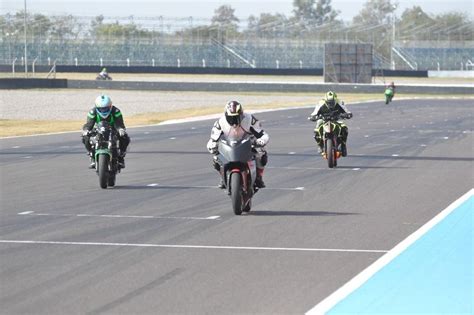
[2,0,473,22]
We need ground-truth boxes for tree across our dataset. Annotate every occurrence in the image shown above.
[292,0,339,28]
[211,5,239,31]
[398,6,434,40]
[352,0,397,26]
[247,13,288,37]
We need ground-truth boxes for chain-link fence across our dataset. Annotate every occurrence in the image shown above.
[1,14,472,70]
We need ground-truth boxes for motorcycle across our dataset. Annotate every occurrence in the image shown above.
[96,74,112,80]
[384,87,394,104]
[215,128,259,215]
[309,112,351,168]
[89,121,121,188]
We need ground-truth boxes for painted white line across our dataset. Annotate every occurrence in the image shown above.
[420,144,427,147]
[295,187,305,191]
[12,146,20,149]
[443,136,449,140]
[22,156,32,159]
[169,137,176,140]
[18,212,221,221]
[391,154,399,157]
[364,135,370,138]
[352,168,360,171]
[0,240,388,253]
[306,189,474,315]
[147,183,159,187]
[288,152,296,155]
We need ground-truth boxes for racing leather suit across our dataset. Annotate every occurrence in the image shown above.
[206,113,269,187]
[310,100,352,151]
[82,106,130,163]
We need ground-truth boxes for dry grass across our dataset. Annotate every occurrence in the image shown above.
[1,93,472,138]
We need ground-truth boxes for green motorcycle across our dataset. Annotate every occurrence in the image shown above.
[385,87,394,105]
[90,121,121,189]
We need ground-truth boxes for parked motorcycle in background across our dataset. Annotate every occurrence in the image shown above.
[214,128,260,215]
[89,121,122,188]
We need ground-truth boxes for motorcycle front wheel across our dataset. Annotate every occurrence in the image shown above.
[230,173,243,215]
[98,154,109,189]
[327,140,336,168]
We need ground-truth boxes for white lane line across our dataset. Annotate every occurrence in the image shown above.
[169,137,176,140]
[306,188,474,315]
[147,183,159,187]
[18,212,221,221]
[12,146,20,148]
[391,154,400,157]
[443,136,449,140]
[288,152,296,155]
[18,211,34,215]
[352,168,360,171]
[22,156,32,159]
[0,240,388,253]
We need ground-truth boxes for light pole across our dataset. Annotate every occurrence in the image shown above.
[23,0,28,76]
[390,4,397,70]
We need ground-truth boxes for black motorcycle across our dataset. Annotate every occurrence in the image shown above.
[89,121,121,188]
[215,131,259,215]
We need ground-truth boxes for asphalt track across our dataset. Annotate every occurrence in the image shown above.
[0,99,472,314]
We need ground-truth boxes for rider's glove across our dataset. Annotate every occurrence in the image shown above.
[82,130,90,137]
[118,128,126,137]
[308,116,317,122]
[346,112,353,119]
[207,140,218,154]
[255,138,266,147]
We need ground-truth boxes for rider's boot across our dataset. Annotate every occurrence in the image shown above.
[88,153,96,169]
[341,142,347,157]
[255,168,266,188]
[118,152,126,168]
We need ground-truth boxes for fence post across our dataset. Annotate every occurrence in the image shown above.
[177,59,181,68]
[252,60,256,68]
[12,58,17,77]
[74,58,78,66]
[48,57,51,66]
[100,58,103,67]
[276,60,279,69]
[299,60,303,69]
[437,62,440,71]
[202,59,206,68]
[152,59,155,67]
[227,59,230,68]
[32,57,38,76]
[127,58,130,67]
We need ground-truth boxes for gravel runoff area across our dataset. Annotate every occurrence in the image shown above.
[1,89,317,120]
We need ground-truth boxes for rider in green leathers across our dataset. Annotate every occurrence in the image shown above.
[82,95,130,168]
[309,91,353,156]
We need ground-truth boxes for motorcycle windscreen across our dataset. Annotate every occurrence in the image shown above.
[219,127,253,163]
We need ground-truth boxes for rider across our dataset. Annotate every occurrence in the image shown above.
[386,81,396,97]
[98,67,111,80]
[82,94,130,169]
[206,100,269,189]
[309,91,352,156]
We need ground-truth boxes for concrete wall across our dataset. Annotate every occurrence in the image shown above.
[1,78,471,95]
[428,71,474,78]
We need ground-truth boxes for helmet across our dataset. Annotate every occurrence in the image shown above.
[324,91,338,109]
[95,95,112,118]
[102,67,107,72]
[225,100,243,126]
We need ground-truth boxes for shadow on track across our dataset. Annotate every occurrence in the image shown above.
[246,210,359,217]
